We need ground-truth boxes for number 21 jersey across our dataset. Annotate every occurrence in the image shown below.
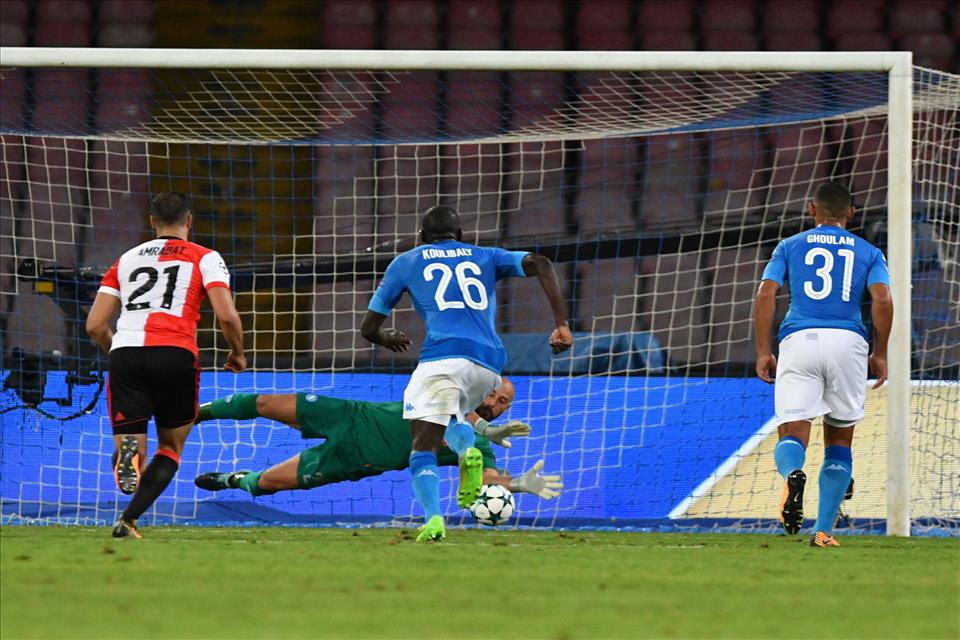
[761,225,890,341]
[98,237,231,355]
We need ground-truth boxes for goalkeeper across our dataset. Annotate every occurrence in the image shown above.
[193,378,562,500]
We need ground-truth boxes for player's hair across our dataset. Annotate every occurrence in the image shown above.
[420,205,462,242]
[151,191,191,226]
[813,181,853,220]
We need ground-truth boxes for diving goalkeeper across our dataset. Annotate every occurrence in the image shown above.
[193,378,562,499]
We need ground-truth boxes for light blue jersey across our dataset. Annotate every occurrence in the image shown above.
[761,225,890,341]
[368,240,529,373]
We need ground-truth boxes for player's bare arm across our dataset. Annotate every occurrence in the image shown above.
[521,253,573,354]
[85,293,121,353]
[207,285,247,372]
[868,282,893,389]
[360,310,412,352]
[753,279,780,384]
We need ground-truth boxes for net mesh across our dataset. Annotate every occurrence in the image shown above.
[1,63,957,533]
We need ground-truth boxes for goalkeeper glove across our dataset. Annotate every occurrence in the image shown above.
[509,459,563,499]
[472,418,531,448]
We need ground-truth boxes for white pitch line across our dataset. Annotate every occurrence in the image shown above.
[667,415,780,520]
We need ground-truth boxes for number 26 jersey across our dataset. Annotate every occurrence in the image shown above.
[98,237,231,355]
[368,240,529,374]
[761,225,890,342]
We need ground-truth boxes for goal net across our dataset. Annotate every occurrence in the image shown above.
[1,51,957,535]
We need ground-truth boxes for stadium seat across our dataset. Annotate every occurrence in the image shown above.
[36,0,90,22]
[577,28,633,50]
[99,0,154,24]
[445,72,502,136]
[447,0,502,49]
[85,141,150,267]
[438,143,503,243]
[0,0,28,24]
[765,31,823,51]
[701,0,756,31]
[381,73,440,138]
[636,253,709,367]
[890,1,947,37]
[386,0,438,27]
[512,27,565,50]
[641,30,696,51]
[97,24,154,47]
[832,31,892,51]
[763,0,819,32]
[0,23,27,46]
[640,136,702,233]
[575,258,640,334]
[34,21,90,46]
[899,33,955,71]
[0,69,26,130]
[577,1,633,48]
[512,0,565,30]
[449,0,501,29]
[448,27,501,49]
[702,30,760,51]
[385,27,438,49]
[318,72,378,138]
[5,294,69,355]
[637,0,694,31]
[764,125,832,219]
[498,273,573,334]
[825,0,885,37]
[323,0,377,26]
[704,130,764,224]
[502,140,567,239]
[313,280,380,369]
[314,146,376,255]
[509,71,566,129]
[705,246,766,366]
[375,144,441,242]
[577,138,640,236]
[0,135,25,204]
[321,25,376,49]
[844,119,887,211]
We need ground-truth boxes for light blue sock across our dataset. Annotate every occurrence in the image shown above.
[443,420,477,458]
[814,445,853,535]
[409,451,441,520]
[774,436,806,479]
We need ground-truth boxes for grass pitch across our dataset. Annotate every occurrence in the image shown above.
[1,526,957,639]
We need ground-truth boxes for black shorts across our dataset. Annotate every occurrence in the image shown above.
[108,346,199,433]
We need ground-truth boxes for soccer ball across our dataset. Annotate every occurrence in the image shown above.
[469,484,514,526]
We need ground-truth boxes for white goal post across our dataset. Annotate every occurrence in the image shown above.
[0,48,916,536]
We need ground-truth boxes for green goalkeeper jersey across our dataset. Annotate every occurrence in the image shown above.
[296,394,497,473]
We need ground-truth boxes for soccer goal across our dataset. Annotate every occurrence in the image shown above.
[1,48,956,536]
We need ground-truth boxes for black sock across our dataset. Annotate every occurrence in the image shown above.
[122,452,179,521]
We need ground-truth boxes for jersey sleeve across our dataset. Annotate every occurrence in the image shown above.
[866,247,891,287]
[199,251,231,290]
[491,248,529,280]
[367,256,406,316]
[760,240,788,285]
[475,436,497,470]
[97,259,121,298]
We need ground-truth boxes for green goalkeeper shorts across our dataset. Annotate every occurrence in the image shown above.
[294,393,380,489]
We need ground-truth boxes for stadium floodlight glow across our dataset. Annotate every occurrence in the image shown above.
[1,48,954,538]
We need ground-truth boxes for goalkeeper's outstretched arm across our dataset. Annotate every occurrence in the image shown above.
[484,460,563,500]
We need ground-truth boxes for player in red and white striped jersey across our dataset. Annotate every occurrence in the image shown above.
[86,192,246,539]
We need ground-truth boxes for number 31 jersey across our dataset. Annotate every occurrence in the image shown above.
[98,237,231,355]
[368,240,529,374]
[761,225,890,342]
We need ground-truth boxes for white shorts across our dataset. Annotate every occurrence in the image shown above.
[774,328,869,428]
[402,358,501,426]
